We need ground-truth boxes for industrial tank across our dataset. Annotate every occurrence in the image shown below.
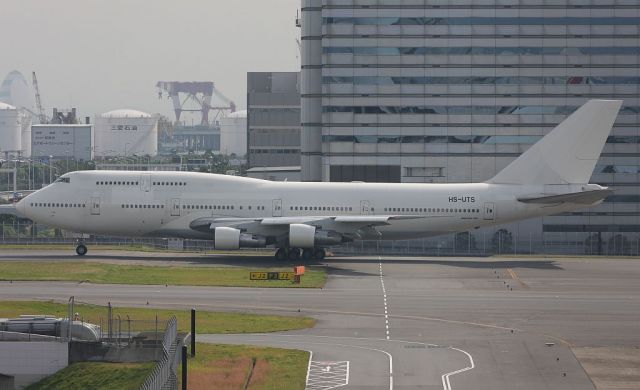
[94,109,158,157]
[0,102,22,154]
[219,110,247,156]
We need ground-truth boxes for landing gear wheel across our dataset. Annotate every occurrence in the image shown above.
[76,244,88,256]
[275,248,287,261]
[313,248,326,260]
[288,248,301,261]
[302,249,313,260]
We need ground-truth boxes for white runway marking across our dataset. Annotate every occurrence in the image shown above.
[379,256,390,340]
[306,361,349,390]
[441,347,475,390]
[242,337,393,390]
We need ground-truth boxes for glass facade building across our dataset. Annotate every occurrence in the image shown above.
[247,72,301,168]
[300,0,640,253]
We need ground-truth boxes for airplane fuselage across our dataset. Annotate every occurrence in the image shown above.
[17,170,597,241]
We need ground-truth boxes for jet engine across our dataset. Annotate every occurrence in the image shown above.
[289,224,344,248]
[214,227,267,250]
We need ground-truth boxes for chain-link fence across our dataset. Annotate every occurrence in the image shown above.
[140,316,180,390]
[332,231,640,257]
[2,221,639,256]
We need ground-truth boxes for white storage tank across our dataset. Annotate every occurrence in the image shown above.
[20,113,32,157]
[219,110,247,157]
[94,109,158,157]
[0,102,22,154]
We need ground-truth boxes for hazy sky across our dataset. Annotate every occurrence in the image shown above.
[0,0,300,120]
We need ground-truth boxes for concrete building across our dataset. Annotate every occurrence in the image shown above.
[247,72,301,169]
[0,340,68,388]
[300,0,640,252]
[94,109,158,157]
[220,110,248,156]
[31,124,93,160]
[171,125,220,154]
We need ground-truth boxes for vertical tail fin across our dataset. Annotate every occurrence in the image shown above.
[488,100,622,185]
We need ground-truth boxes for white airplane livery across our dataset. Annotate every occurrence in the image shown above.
[1,100,622,260]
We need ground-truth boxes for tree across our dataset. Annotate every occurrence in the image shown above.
[607,234,631,256]
[491,229,513,254]
[584,233,603,255]
[454,231,476,252]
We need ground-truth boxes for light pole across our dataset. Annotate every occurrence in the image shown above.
[48,156,53,184]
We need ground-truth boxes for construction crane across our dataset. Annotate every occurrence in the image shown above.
[156,81,236,126]
[31,72,47,124]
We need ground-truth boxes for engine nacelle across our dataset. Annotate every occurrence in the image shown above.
[214,227,267,250]
[289,224,316,248]
[214,227,241,250]
[289,224,345,248]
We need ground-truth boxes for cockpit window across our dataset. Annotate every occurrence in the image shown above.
[55,177,71,183]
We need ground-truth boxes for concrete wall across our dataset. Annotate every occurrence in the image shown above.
[0,341,68,389]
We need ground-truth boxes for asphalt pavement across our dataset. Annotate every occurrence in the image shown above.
[1,249,640,389]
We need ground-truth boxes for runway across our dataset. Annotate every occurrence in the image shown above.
[1,249,640,389]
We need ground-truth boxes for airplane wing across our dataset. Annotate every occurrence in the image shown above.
[189,214,426,237]
[517,189,613,204]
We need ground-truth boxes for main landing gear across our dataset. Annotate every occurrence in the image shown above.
[275,247,326,261]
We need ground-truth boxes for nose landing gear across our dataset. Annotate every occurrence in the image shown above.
[75,243,88,256]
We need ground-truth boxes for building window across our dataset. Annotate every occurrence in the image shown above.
[330,165,401,183]
[406,167,444,178]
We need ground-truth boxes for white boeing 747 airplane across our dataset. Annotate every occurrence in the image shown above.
[1,100,622,260]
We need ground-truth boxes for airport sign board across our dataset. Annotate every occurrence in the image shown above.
[250,272,295,281]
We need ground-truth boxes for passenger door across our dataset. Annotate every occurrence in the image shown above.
[360,200,372,215]
[140,174,151,193]
[483,202,495,220]
[170,198,181,217]
[272,199,282,217]
[90,196,101,216]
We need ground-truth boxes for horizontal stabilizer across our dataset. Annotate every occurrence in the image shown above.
[0,204,17,215]
[517,189,613,204]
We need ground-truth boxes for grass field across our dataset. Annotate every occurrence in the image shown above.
[180,343,309,390]
[25,362,154,390]
[0,301,315,334]
[23,345,309,390]
[0,261,327,288]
